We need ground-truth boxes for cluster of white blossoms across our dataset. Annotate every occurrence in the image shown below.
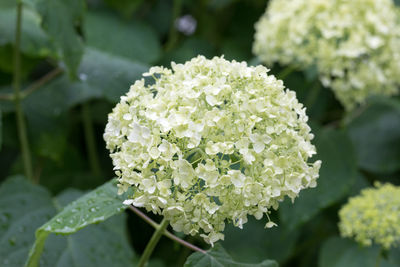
[253,0,400,110]
[339,183,400,249]
[104,56,321,244]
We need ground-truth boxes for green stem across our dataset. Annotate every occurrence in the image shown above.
[375,248,383,267]
[164,0,183,51]
[82,102,101,177]
[13,2,33,181]
[0,68,62,101]
[138,218,169,267]
[277,66,296,80]
[128,206,206,254]
[305,81,321,108]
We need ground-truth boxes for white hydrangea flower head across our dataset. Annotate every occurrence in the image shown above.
[253,0,400,110]
[104,55,321,245]
[339,183,400,249]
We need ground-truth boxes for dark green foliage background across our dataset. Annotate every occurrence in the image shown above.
[0,0,399,266]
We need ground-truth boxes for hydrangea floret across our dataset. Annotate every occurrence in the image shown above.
[339,183,400,249]
[253,0,400,110]
[104,55,321,244]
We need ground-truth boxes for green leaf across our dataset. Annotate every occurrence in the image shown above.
[0,176,56,267]
[84,11,161,64]
[41,179,128,234]
[26,179,131,267]
[279,127,357,230]
[0,6,54,57]
[0,176,135,267]
[38,190,135,267]
[222,217,299,263]
[347,98,400,173]
[319,237,381,267]
[33,0,85,77]
[184,244,278,267]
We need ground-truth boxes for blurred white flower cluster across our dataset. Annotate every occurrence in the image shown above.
[339,183,400,249]
[104,55,321,244]
[253,0,400,110]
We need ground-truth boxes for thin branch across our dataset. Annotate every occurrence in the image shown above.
[128,205,206,254]
[164,0,183,51]
[13,2,33,181]
[277,65,296,80]
[0,93,13,101]
[0,68,63,101]
[21,68,63,98]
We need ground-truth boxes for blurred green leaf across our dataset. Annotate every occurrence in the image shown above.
[102,0,144,19]
[78,48,148,102]
[221,39,251,62]
[387,248,400,266]
[283,72,336,121]
[26,179,131,266]
[33,145,100,195]
[347,98,400,173]
[184,244,278,267]
[19,47,147,167]
[161,38,215,65]
[0,176,56,267]
[84,11,161,64]
[279,127,357,230]
[33,131,67,163]
[348,172,370,196]
[22,47,148,114]
[33,0,85,77]
[145,0,171,37]
[0,45,40,76]
[22,87,71,163]
[0,0,16,8]
[303,64,319,82]
[208,0,237,9]
[0,6,54,57]
[222,217,299,263]
[319,237,384,267]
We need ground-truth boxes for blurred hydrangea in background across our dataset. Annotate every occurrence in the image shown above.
[253,0,400,110]
[339,183,400,249]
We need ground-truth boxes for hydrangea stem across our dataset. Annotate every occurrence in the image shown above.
[13,1,34,182]
[164,0,182,51]
[138,218,169,267]
[305,81,321,108]
[82,102,101,177]
[128,206,206,254]
[277,66,296,80]
[375,248,383,267]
